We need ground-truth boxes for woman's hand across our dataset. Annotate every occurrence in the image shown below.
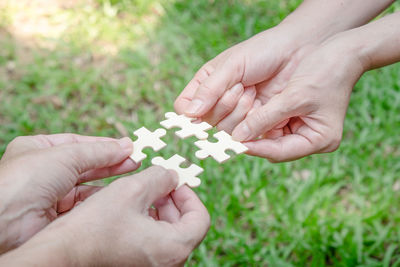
[0,134,138,253]
[231,11,400,162]
[232,36,364,161]
[174,26,313,132]
[174,0,393,134]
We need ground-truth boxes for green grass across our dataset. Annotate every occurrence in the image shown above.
[1,0,400,265]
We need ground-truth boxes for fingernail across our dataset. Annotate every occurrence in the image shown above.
[186,99,203,115]
[118,137,133,153]
[230,83,243,95]
[232,122,251,141]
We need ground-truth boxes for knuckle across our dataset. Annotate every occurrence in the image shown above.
[173,98,182,113]
[197,82,218,99]
[6,136,28,150]
[152,243,189,266]
[129,179,146,196]
[115,176,146,197]
[240,94,254,109]
[218,96,237,112]
[250,109,269,127]
[148,165,171,180]
[267,155,283,163]
[196,63,214,78]
[204,213,211,231]
[325,132,342,152]
[267,153,286,163]
[286,88,315,113]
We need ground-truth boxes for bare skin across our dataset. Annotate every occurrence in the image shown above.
[174,0,396,162]
[0,134,210,266]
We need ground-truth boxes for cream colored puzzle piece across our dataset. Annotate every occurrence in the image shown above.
[151,154,202,188]
[194,130,248,163]
[160,112,212,139]
[130,127,167,163]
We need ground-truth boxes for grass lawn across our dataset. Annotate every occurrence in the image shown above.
[1,0,400,265]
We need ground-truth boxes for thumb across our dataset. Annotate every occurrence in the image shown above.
[47,137,133,178]
[123,166,179,207]
[232,90,308,141]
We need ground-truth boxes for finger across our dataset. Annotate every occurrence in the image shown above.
[247,98,262,116]
[216,86,256,134]
[2,134,123,162]
[153,194,180,223]
[232,89,313,141]
[172,186,210,246]
[244,131,321,162]
[202,83,244,126]
[261,118,290,140]
[34,134,120,149]
[57,185,103,213]
[34,138,133,200]
[78,158,140,184]
[174,63,215,114]
[126,166,179,208]
[49,137,133,176]
[185,55,245,117]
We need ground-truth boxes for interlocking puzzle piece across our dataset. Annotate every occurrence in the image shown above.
[194,130,248,163]
[160,112,212,139]
[130,127,167,163]
[151,154,203,188]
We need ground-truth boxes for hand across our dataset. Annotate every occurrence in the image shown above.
[174,26,312,133]
[231,10,400,162]
[0,167,210,267]
[231,35,365,161]
[0,134,138,253]
[174,0,393,134]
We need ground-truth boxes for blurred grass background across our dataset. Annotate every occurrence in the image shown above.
[1,0,400,265]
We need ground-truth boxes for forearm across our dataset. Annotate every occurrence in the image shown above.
[0,223,90,266]
[279,0,395,44]
[348,12,400,71]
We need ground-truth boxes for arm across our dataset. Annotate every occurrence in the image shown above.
[279,0,395,44]
[0,231,80,266]
[344,11,400,70]
[175,0,395,129]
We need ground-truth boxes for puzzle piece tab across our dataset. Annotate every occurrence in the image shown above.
[151,154,203,188]
[130,127,167,163]
[194,131,248,163]
[160,112,212,139]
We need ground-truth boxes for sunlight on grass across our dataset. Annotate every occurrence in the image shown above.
[0,0,167,54]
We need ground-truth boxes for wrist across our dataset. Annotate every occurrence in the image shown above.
[277,0,394,47]
[42,218,99,266]
[320,33,367,81]
[0,219,98,266]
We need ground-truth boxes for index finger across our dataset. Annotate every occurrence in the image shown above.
[34,134,119,148]
[184,56,244,117]
[174,63,215,114]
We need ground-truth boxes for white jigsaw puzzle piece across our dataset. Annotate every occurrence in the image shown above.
[130,127,167,163]
[151,154,203,188]
[194,130,248,163]
[160,112,212,139]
